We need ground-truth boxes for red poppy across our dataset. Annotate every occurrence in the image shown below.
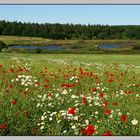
[109,79,113,83]
[86,125,96,136]
[123,91,127,94]
[1,123,7,129]
[90,72,94,77]
[103,101,108,107]
[100,93,104,98]
[82,97,87,104]
[62,83,76,88]
[105,109,111,115]
[35,82,39,85]
[48,93,53,97]
[121,73,124,76]
[23,91,28,95]
[24,111,30,117]
[69,83,77,88]
[12,100,17,105]
[110,74,114,77]
[68,108,77,115]
[93,88,97,92]
[121,115,127,123]
[128,91,132,94]
[9,84,14,89]
[6,89,9,93]
[44,85,49,89]
[10,68,14,73]
[2,70,6,74]
[79,68,83,75]
[0,65,2,68]
[102,131,113,136]
[45,79,50,82]
[94,75,98,80]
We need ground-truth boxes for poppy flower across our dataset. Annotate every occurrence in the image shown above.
[68,108,77,115]
[24,111,30,117]
[12,100,17,105]
[35,82,39,85]
[105,109,111,115]
[100,93,104,98]
[9,84,14,89]
[102,131,113,136]
[1,123,7,129]
[82,97,87,104]
[86,125,96,136]
[90,72,94,77]
[23,91,28,95]
[109,79,113,83]
[110,74,114,77]
[2,70,6,74]
[121,115,127,123]
[79,68,83,75]
[45,79,50,82]
[121,73,124,76]
[6,89,9,93]
[93,88,97,92]
[48,93,53,97]
[10,68,14,73]
[44,85,49,89]
[103,101,108,107]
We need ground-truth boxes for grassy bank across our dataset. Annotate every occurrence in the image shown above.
[0,35,140,54]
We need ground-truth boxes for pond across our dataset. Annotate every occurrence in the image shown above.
[9,44,123,51]
[99,44,122,49]
[9,45,64,51]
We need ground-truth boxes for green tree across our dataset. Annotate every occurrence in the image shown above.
[0,20,140,40]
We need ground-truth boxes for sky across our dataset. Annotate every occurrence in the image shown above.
[0,5,140,25]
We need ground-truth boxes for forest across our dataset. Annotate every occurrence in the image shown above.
[0,20,140,40]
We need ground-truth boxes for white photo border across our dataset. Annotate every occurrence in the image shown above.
[0,1,140,140]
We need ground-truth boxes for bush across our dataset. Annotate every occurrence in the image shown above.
[88,48,95,51]
[132,45,140,50]
[0,41,8,52]
[36,48,42,53]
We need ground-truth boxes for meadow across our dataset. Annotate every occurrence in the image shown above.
[0,52,140,136]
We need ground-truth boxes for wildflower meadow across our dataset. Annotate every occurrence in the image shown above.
[0,53,140,136]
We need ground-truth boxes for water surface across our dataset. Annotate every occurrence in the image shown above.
[99,44,121,49]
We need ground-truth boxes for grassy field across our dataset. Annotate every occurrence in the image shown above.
[0,52,140,136]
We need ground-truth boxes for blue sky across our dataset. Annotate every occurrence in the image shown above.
[0,5,140,25]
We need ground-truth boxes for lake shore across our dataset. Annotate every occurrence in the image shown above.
[0,35,140,54]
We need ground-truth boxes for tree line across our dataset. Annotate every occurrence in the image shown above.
[0,20,140,40]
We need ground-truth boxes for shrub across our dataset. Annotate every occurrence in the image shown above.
[36,48,42,53]
[132,45,140,50]
[0,41,8,52]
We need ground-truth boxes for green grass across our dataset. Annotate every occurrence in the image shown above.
[0,35,52,46]
[0,52,140,135]
[1,53,140,65]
